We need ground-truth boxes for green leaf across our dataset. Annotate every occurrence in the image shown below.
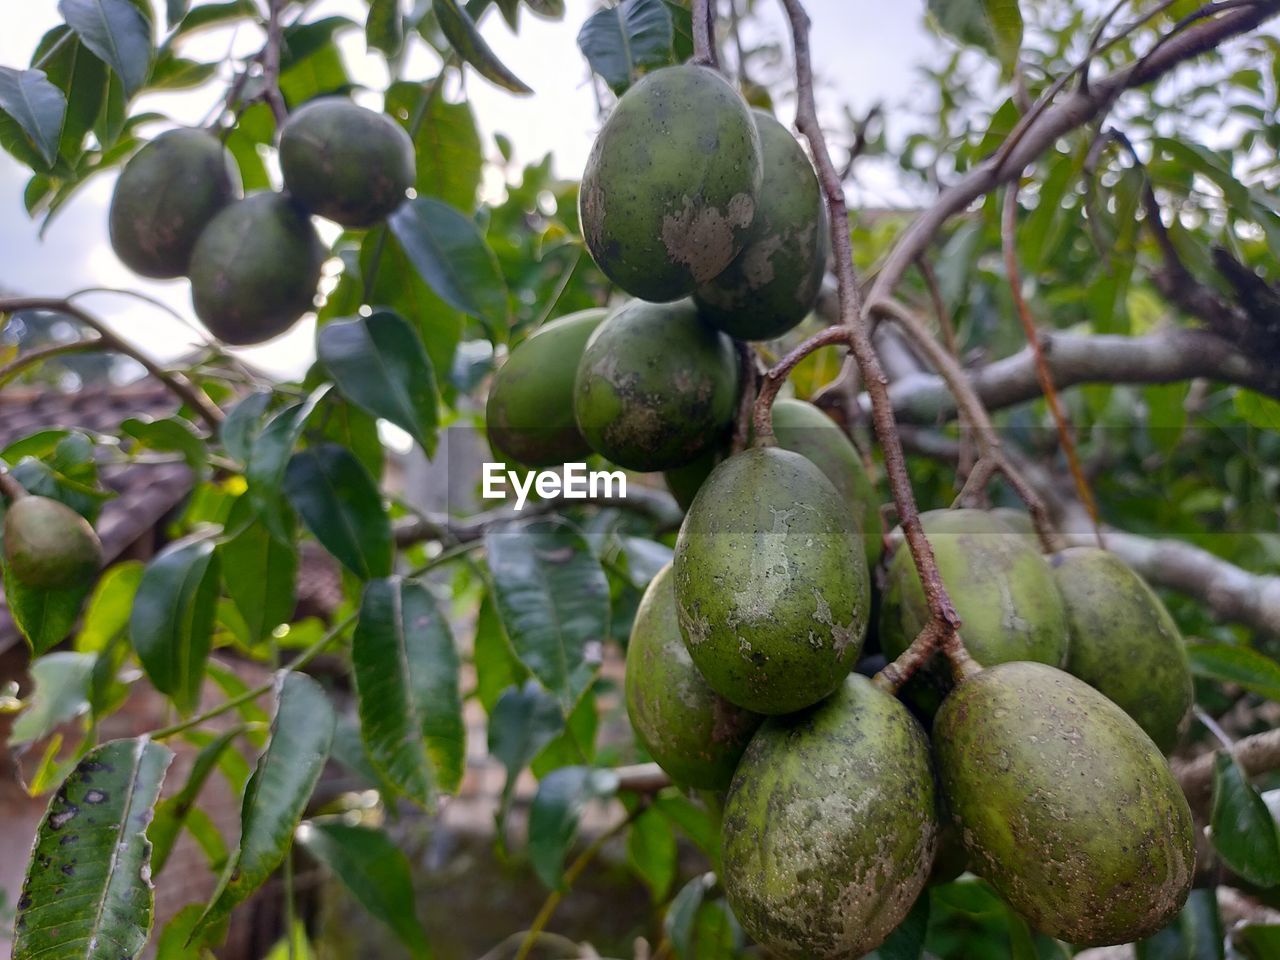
[130,538,220,714]
[665,874,712,960]
[8,651,95,746]
[245,387,329,538]
[166,0,189,27]
[331,714,399,801]
[389,196,509,331]
[192,673,335,945]
[296,822,430,959]
[352,576,465,807]
[653,793,718,864]
[432,0,532,94]
[1136,888,1224,960]
[927,0,1023,77]
[154,903,210,960]
[13,737,174,960]
[168,0,256,41]
[219,497,298,645]
[366,0,404,57]
[385,80,482,212]
[146,53,218,90]
[1234,389,1280,431]
[576,0,673,95]
[527,765,618,889]
[485,519,609,712]
[122,415,207,471]
[3,561,93,656]
[283,444,393,580]
[488,680,563,826]
[474,591,527,712]
[1188,643,1280,703]
[628,806,676,901]
[318,310,440,454]
[220,390,273,465]
[868,889,930,959]
[1235,924,1280,960]
[1210,751,1280,888]
[74,560,142,653]
[59,0,153,98]
[0,68,67,167]
[149,725,248,874]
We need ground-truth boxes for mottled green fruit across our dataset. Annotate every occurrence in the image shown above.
[673,446,869,714]
[1053,547,1193,754]
[625,564,762,790]
[580,65,762,302]
[664,444,724,511]
[934,662,1195,945]
[189,193,325,346]
[990,507,1037,537]
[108,128,239,278]
[694,112,827,340]
[723,675,938,959]
[771,399,883,573]
[279,98,415,227]
[487,309,608,467]
[3,496,102,589]
[574,299,739,471]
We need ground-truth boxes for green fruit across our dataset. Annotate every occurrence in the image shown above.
[934,662,1194,945]
[189,193,325,346]
[279,98,415,227]
[625,564,762,790]
[673,446,869,714]
[574,299,739,471]
[663,444,725,512]
[771,399,883,573]
[3,496,102,589]
[722,674,938,959]
[1052,547,1193,753]
[694,112,828,340]
[487,309,608,467]
[108,128,240,278]
[580,65,762,302]
[990,506,1037,537]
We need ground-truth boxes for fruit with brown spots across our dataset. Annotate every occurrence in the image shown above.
[934,661,1195,945]
[672,445,869,714]
[579,65,762,302]
[625,563,761,790]
[722,674,938,959]
[1052,547,1193,753]
[3,496,102,590]
[573,299,739,472]
[279,98,415,227]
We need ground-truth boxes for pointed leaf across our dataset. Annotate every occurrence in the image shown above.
[927,0,1022,77]
[386,80,482,211]
[245,386,330,540]
[0,67,67,166]
[59,0,153,98]
[527,765,618,889]
[1210,751,1280,888]
[352,577,465,807]
[318,310,440,454]
[13,737,174,960]
[130,538,220,714]
[193,673,335,944]
[8,651,95,747]
[149,725,248,874]
[627,806,676,901]
[484,519,609,711]
[219,498,298,645]
[432,0,532,94]
[366,0,404,57]
[3,560,93,655]
[296,822,430,959]
[284,444,392,580]
[488,680,563,826]
[1188,642,1280,703]
[166,0,189,27]
[576,0,673,95]
[75,560,143,653]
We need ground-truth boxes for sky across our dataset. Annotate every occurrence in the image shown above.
[0,0,938,378]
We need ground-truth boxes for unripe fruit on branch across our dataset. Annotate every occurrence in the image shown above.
[3,496,102,590]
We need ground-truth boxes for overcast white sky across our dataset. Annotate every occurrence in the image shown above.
[0,1,937,377]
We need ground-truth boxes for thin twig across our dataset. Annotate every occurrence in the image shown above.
[0,338,104,387]
[691,0,720,69]
[731,341,760,454]
[752,325,851,441]
[262,0,289,126]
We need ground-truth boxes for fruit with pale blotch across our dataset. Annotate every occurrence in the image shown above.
[580,65,762,302]
[673,446,869,714]
[3,496,102,590]
[1052,547,1193,753]
[625,564,762,790]
[722,674,938,959]
[934,661,1194,945]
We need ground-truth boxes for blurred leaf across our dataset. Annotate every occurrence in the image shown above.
[1188,643,1280,703]
[1235,924,1280,960]
[1210,751,1280,888]
[74,560,142,652]
[297,822,430,959]
[527,764,618,889]
[8,651,95,746]
[220,390,273,465]
[283,444,392,580]
[59,0,153,98]
[150,725,248,874]
[12,738,173,960]
[653,793,718,864]
[488,680,563,826]
[432,0,532,94]
[168,0,257,40]
[474,591,528,712]
[868,894,931,959]
[0,67,67,167]
[1136,888,1224,960]
[246,386,330,539]
[219,498,298,646]
[665,874,712,960]
[147,53,217,90]
[3,560,93,656]
[386,80,482,212]
[1234,389,1280,430]
[628,806,676,901]
[577,0,673,95]
[366,0,404,57]
[927,0,1022,76]
[122,415,207,471]
[166,0,189,27]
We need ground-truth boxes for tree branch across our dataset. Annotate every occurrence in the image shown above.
[262,0,289,126]
[1175,729,1280,812]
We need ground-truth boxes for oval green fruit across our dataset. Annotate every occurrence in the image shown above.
[189,193,326,346]
[663,444,724,512]
[625,563,762,790]
[694,112,828,340]
[3,496,102,590]
[673,446,869,714]
[990,506,1037,537]
[108,128,240,278]
[487,308,608,467]
[771,398,882,573]
[279,98,415,227]
[722,674,938,959]
[580,65,762,302]
[574,299,739,472]
[1052,547,1193,753]
[934,662,1194,945]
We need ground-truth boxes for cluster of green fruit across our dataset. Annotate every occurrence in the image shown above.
[2,494,102,595]
[108,99,415,346]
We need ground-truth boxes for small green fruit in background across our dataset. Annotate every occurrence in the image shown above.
[109,128,240,279]
[279,98,415,227]
[624,563,761,790]
[3,496,103,590]
[722,674,938,959]
[486,309,608,467]
[934,661,1195,946]
[574,299,738,472]
[579,65,762,302]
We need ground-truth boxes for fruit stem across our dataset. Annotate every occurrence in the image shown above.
[0,471,28,503]
[732,341,762,453]
[691,0,721,70]
[752,324,852,442]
